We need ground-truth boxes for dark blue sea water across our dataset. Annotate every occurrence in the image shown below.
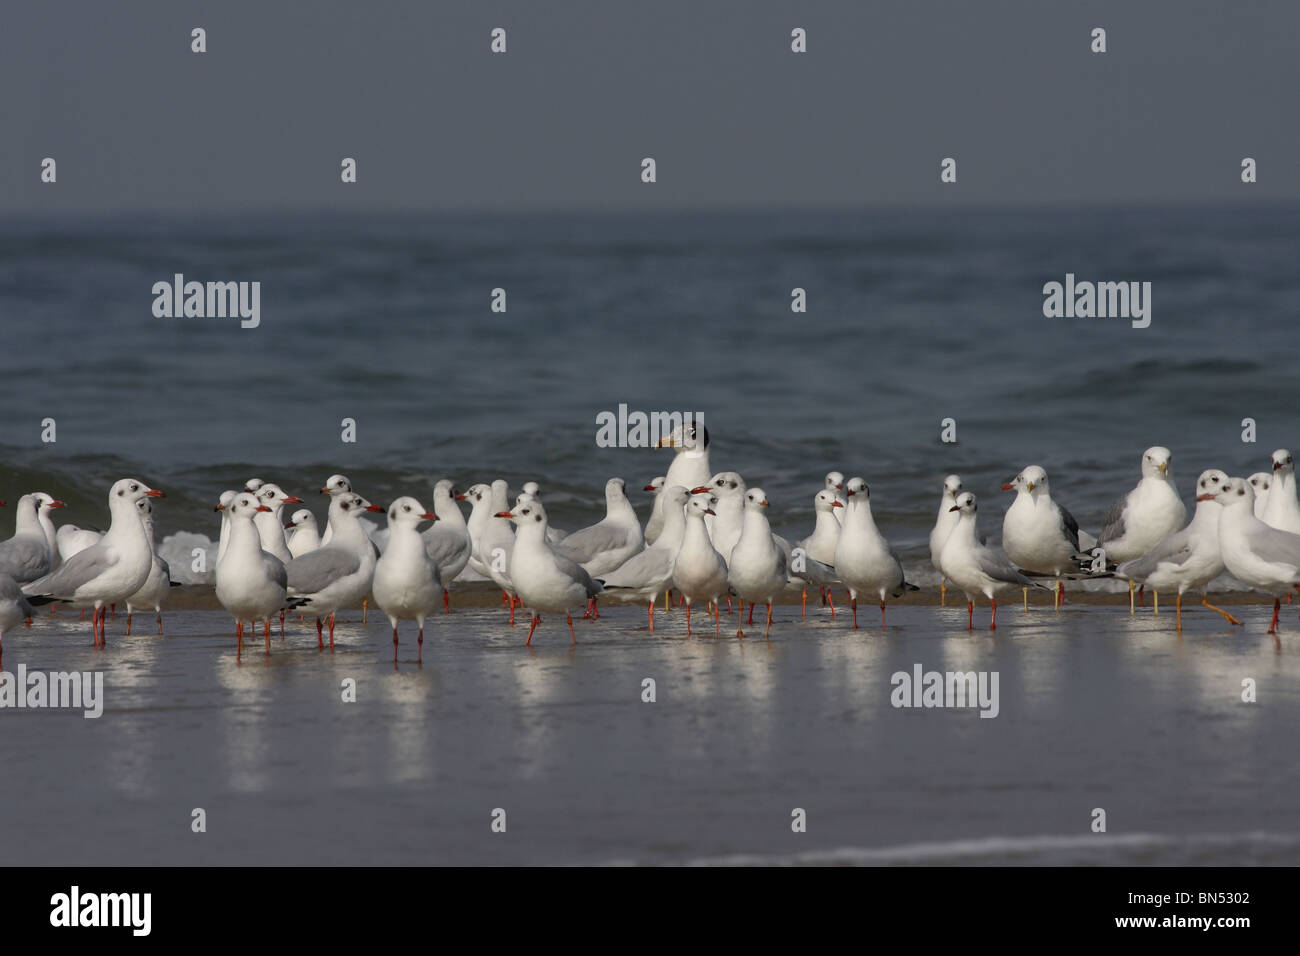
[2,205,1296,556]
[3,205,1299,866]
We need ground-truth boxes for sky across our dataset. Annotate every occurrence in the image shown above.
[1,0,1296,213]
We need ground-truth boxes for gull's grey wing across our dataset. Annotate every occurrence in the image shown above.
[790,555,839,587]
[1116,528,1192,580]
[548,549,602,597]
[977,545,1039,588]
[1057,503,1084,550]
[775,541,788,581]
[0,535,51,583]
[423,526,470,568]
[264,551,289,589]
[286,547,361,594]
[553,523,632,565]
[601,547,674,588]
[1,572,34,617]
[1242,523,1300,570]
[1098,494,1130,547]
[23,542,117,597]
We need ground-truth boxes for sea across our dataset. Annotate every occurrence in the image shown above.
[0,204,1298,865]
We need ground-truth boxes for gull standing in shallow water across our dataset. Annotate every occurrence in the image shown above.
[672,496,728,636]
[1212,477,1300,636]
[598,485,689,632]
[421,479,471,611]
[1116,469,1239,629]
[216,493,299,658]
[929,475,963,606]
[792,489,842,617]
[373,496,443,660]
[286,492,382,648]
[499,498,602,645]
[1000,466,1093,610]
[726,488,787,638]
[553,477,644,579]
[1097,446,1186,612]
[939,492,1044,630]
[125,498,175,635]
[834,478,915,629]
[1261,449,1300,535]
[24,479,163,647]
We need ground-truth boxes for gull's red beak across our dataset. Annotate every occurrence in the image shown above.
[50,500,66,508]
[643,484,657,491]
[495,511,515,518]
[365,504,384,513]
[420,511,438,521]
[1274,462,1284,471]
[949,505,960,512]
[831,500,844,509]
[146,489,165,498]
[704,507,716,516]
[1001,483,1015,491]
[689,486,711,495]
[214,504,225,512]
[283,495,303,504]
[256,505,272,512]
[285,522,296,528]
[1196,493,1216,501]
[319,486,331,494]
[454,493,467,501]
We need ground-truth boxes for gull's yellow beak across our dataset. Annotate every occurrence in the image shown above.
[1026,481,1035,492]
[1158,461,1168,475]
[655,437,675,449]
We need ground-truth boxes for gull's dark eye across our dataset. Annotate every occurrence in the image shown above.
[1238,489,1245,496]
[403,505,410,512]
[342,502,350,510]
[534,515,541,523]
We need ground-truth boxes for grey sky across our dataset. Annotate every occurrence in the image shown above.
[2,0,1295,213]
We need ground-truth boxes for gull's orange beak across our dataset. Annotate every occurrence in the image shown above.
[365,504,384,513]
[420,512,438,521]
[214,504,225,512]
[50,500,66,508]
[759,500,769,507]
[454,493,467,501]
[319,486,331,494]
[146,489,165,498]
[704,507,716,516]
[495,511,515,518]
[256,505,272,512]
[283,495,303,504]
[689,485,710,495]
[1196,493,1216,501]
[1001,483,1015,491]
[831,500,844,509]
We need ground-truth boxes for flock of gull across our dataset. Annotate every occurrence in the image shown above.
[3,423,1300,661]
